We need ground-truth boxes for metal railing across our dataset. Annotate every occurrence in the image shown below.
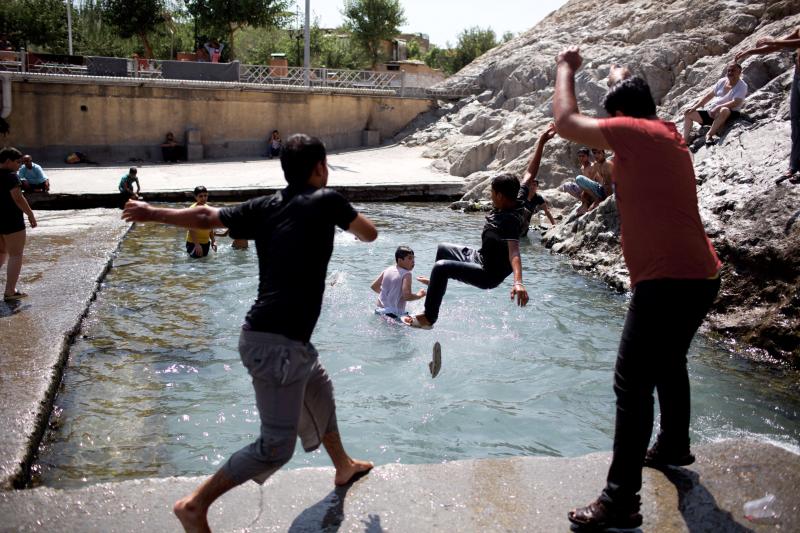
[0,51,478,101]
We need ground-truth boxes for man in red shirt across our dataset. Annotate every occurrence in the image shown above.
[553,47,722,530]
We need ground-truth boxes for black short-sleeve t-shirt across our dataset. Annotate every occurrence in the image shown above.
[479,207,524,277]
[0,169,24,235]
[218,186,358,342]
[517,184,546,236]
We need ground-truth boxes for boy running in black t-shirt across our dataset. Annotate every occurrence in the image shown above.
[404,174,530,329]
[123,134,377,533]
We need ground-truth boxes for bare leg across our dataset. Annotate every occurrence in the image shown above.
[706,107,731,141]
[683,111,701,142]
[173,468,240,533]
[3,229,25,298]
[322,431,373,486]
[0,252,6,270]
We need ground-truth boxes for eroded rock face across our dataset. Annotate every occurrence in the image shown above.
[399,0,800,365]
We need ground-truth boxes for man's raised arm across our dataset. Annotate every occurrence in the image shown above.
[553,47,611,149]
[522,124,557,191]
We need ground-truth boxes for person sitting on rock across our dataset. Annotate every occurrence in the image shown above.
[554,48,722,531]
[682,63,748,147]
[580,148,614,210]
[403,174,529,329]
[559,147,595,214]
[519,124,557,235]
[268,130,283,159]
[736,25,800,183]
[17,155,50,193]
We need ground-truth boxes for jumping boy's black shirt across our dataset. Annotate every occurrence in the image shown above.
[219,185,358,342]
[479,206,525,278]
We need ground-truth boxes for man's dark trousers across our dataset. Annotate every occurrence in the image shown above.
[600,276,721,509]
[423,243,505,324]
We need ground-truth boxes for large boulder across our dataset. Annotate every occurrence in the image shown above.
[400,0,800,365]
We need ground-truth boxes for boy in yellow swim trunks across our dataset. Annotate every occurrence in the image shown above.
[186,186,216,258]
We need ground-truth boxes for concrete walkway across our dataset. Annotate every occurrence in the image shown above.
[29,145,465,207]
[1,440,797,532]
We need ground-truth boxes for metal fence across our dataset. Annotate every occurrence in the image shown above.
[0,51,478,101]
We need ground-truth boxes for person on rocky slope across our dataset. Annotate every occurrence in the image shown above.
[736,26,800,184]
[519,125,557,234]
[553,49,722,530]
[682,63,748,147]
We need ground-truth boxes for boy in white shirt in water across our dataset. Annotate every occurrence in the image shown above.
[371,246,429,319]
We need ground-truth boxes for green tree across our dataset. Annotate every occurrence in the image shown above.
[187,0,290,60]
[342,0,406,68]
[502,31,515,43]
[406,38,421,60]
[0,0,69,52]
[451,26,497,73]
[101,0,166,58]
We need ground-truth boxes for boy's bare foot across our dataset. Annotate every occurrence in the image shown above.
[402,314,433,329]
[174,496,211,533]
[334,459,374,486]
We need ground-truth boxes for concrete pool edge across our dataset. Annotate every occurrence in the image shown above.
[0,210,132,489]
[1,440,797,532]
[26,183,465,210]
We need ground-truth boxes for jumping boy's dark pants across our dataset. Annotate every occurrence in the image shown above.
[423,243,506,323]
[600,276,720,509]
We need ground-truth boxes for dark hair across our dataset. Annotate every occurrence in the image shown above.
[532,179,539,185]
[395,246,414,262]
[577,147,591,157]
[729,63,742,71]
[194,185,208,196]
[128,167,138,175]
[603,76,657,118]
[490,173,520,200]
[280,134,326,186]
[0,146,22,163]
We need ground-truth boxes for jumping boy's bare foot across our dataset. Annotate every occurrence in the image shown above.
[174,496,211,533]
[335,459,374,486]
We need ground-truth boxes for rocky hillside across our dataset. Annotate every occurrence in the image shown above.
[398,0,800,365]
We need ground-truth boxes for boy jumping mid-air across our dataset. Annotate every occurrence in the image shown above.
[404,174,529,329]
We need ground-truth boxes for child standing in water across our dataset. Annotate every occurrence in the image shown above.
[371,246,429,319]
[186,186,216,258]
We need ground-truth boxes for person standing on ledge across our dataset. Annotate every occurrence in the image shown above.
[123,134,377,533]
[553,48,722,530]
[1,147,37,302]
[736,25,800,183]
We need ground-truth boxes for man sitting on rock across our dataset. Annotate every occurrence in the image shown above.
[577,148,614,211]
[682,63,748,147]
[554,48,722,530]
[17,155,49,193]
[559,147,594,214]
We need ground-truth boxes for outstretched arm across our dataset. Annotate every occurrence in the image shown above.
[522,124,557,194]
[507,240,529,306]
[553,47,612,150]
[736,28,800,61]
[347,214,378,242]
[542,203,556,225]
[122,200,225,229]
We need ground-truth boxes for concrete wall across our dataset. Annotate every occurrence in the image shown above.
[5,80,434,162]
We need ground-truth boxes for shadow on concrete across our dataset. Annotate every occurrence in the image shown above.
[288,474,383,533]
[0,300,28,318]
[661,467,754,533]
[328,164,357,173]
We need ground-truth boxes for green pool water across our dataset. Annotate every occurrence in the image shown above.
[35,203,800,487]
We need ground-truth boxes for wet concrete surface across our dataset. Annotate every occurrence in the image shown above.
[0,209,130,488]
[28,145,465,208]
[0,440,796,532]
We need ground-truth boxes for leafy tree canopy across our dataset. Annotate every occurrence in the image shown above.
[101,0,166,58]
[342,0,406,68]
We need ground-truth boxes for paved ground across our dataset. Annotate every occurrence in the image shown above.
[1,440,797,532]
[43,145,462,195]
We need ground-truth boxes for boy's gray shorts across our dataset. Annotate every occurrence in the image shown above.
[222,329,338,484]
